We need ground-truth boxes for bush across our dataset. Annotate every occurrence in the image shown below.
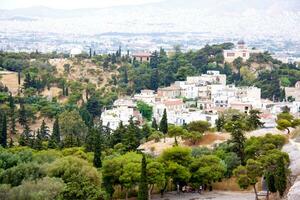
[8,177,64,200]
[148,131,164,142]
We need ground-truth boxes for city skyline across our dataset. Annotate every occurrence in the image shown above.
[0,0,163,10]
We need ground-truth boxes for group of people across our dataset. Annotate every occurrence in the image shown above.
[178,185,208,194]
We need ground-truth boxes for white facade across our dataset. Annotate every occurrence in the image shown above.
[186,71,226,86]
[223,41,262,63]
[101,98,142,130]
[134,90,156,105]
[171,111,218,127]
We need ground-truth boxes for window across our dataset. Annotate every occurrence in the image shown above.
[227,53,235,57]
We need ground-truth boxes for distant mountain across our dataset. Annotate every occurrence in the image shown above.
[0,0,299,40]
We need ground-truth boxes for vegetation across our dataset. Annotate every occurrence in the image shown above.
[0,45,298,199]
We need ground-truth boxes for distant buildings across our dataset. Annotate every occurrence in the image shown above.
[70,48,82,58]
[223,40,262,63]
[132,52,152,62]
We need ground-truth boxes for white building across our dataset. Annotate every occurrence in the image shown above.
[134,90,156,105]
[70,48,82,58]
[186,71,226,86]
[172,110,218,127]
[285,81,300,101]
[223,40,262,63]
[101,98,142,130]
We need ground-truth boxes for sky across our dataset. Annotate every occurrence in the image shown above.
[0,0,163,10]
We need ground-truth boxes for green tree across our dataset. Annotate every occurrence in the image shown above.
[234,159,263,200]
[40,119,49,140]
[247,110,264,130]
[137,101,153,121]
[111,122,125,147]
[138,154,148,200]
[8,94,17,135]
[151,118,158,130]
[1,113,7,148]
[225,115,247,164]
[168,125,187,145]
[48,117,60,148]
[93,131,102,168]
[190,155,226,188]
[123,117,141,151]
[47,156,104,200]
[159,109,168,141]
[141,124,151,139]
[147,161,165,199]
[187,120,211,133]
[274,156,288,197]
[59,110,88,147]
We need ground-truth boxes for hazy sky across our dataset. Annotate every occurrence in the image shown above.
[0,0,163,9]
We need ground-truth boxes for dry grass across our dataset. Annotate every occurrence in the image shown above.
[0,72,21,95]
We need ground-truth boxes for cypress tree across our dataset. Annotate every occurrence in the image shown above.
[159,109,168,141]
[1,113,7,148]
[8,94,17,135]
[52,117,61,144]
[275,157,287,197]
[150,68,159,91]
[142,124,151,139]
[138,154,148,200]
[151,118,158,130]
[18,102,28,127]
[18,69,21,85]
[93,133,102,168]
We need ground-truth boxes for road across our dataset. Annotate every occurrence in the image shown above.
[152,191,255,200]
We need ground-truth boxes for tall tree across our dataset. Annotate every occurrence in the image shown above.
[93,131,102,168]
[18,102,28,127]
[111,122,125,146]
[123,117,141,151]
[225,115,246,164]
[151,118,158,130]
[138,154,148,200]
[40,119,49,140]
[33,129,43,150]
[1,113,7,147]
[8,94,17,135]
[49,117,60,148]
[150,68,159,91]
[275,156,288,197]
[159,109,168,142]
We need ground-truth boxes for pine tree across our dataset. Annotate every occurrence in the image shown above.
[40,119,49,140]
[151,118,158,130]
[34,129,43,150]
[123,117,141,151]
[159,109,168,141]
[1,113,7,148]
[138,154,148,200]
[19,123,31,146]
[111,122,125,146]
[93,133,102,168]
[8,94,17,135]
